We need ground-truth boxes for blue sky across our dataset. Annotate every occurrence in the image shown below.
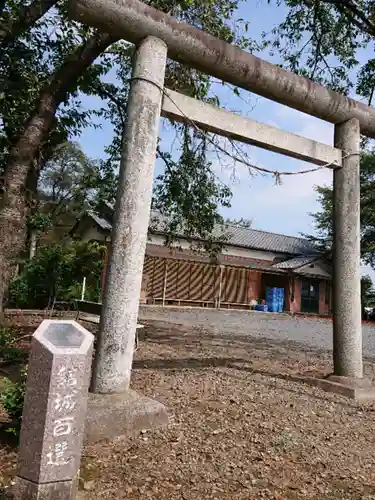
[76,0,375,279]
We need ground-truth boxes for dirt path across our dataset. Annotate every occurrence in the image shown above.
[2,318,375,499]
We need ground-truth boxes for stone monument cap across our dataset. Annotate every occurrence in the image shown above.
[34,320,94,355]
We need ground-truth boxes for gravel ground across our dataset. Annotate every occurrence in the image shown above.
[83,319,375,500]
[140,306,375,356]
[2,313,375,499]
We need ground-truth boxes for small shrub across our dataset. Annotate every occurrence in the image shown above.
[7,278,29,309]
[0,366,27,435]
[0,326,28,436]
[7,241,104,309]
[0,325,26,364]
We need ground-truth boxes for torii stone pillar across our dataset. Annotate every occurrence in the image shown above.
[332,118,362,379]
[302,119,374,400]
[92,36,167,394]
[314,117,374,400]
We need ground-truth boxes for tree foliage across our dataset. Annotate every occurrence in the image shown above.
[225,217,253,228]
[263,1,375,271]
[361,274,375,308]
[307,152,375,266]
[8,240,104,308]
[265,0,375,100]
[153,130,232,246]
[0,0,253,306]
[37,141,99,218]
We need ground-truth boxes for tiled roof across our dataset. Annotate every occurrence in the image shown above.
[216,225,317,255]
[84,207,319,256]
[149,211,318,255]
[86,211,112,231]
[272,255,318,269]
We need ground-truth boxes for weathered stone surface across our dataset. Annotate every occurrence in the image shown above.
[333,119,362,378]
[84,389,168,444]
[16,320,94,486]
[300,374,375,401]
[162,89,342,168]
[14,476,77,500]
[91,36,167,394]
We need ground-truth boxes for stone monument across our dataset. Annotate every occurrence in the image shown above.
[14,320,94,500]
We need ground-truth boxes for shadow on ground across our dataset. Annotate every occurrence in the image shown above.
[0,487,12,500]
[0,422,20,450]
[140,319,375,364]
[135,320,375,409]
[133,356,363,408]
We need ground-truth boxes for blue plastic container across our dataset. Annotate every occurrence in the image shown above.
[266,287,278,298]
[277,288,285,312]
[265,287,285,313]
[255,304,268,312]
[266,301,278,312]
[266,287,278,312]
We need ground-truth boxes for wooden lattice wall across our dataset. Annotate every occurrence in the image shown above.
[143,256,261,307]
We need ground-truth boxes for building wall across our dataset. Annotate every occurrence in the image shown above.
[146,242,274,267]
[147,233,283,264]
[288,278,330,315]
[248,271,262,302]
[80,224,106,242]
[290,278,301,314]
[77,222,295,268]
[143,256,265,307]
[298,260,332,279]
[78,221,331,315]
[319,281,330,315]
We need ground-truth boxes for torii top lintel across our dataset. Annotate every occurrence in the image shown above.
[69,0,375,139]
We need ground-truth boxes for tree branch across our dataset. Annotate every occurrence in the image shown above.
[47,31,117,103]
[94,84,126,130]
[0,30,117,297]
[320,0,375,37]
[156,146,173,175]
[3,31,117,187]
[0,0,58,46]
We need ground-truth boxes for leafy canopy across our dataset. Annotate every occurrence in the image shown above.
[264,0,375,100]
[307,152,375,267]
[262,1,375,276]
[8,240,104,308]
[0,0,256,251]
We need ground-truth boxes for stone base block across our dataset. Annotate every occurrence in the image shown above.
[300,374,375,401]
[14,476,77,500]
[84,389,168,444]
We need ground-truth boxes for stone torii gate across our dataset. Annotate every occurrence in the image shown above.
[69,0,375,408]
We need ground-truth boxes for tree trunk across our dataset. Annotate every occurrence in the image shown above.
[0,31,115,308]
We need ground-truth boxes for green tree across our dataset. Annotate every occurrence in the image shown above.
[8,240,104,308]
[153,131,232,246]
[264,0,375,99]
[361,274,375,309]
[38,141,99,218]
[0,0,252,310]
[306,151,375,267]
[0,0,115,310]
[24,141,104,257]
[261,1,375,268]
